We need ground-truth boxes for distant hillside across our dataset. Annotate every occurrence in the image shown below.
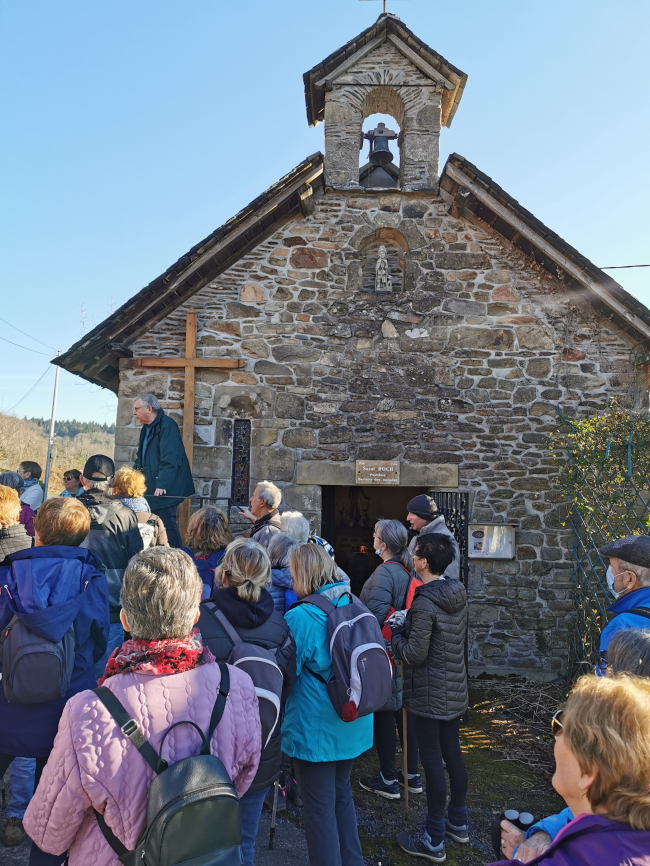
[27,417,116,437]
[0,413,115,495]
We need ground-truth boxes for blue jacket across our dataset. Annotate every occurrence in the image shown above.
[183,548,225,598]
[598,585,650,672]
[269,566,296,613]
[281,581,373,762]
[0,546,109,757]
[525,808,573,847]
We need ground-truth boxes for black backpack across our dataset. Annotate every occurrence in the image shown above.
[0,615,76,704]
[203,603,286,749]
[93,662,242,866]
[292,592,392,722]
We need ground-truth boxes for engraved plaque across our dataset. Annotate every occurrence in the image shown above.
[355,460,400,486]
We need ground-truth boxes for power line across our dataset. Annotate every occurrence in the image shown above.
[601,264,650,270]
[0,334,53,356]
[6,365,52,413]
[0,316,56,351]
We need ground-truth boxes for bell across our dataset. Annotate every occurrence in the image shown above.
[365,122,398,167]
[369,136,393,167]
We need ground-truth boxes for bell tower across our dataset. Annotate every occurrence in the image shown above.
[303,15,467,191]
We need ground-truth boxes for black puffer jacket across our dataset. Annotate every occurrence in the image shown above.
[0,524,32,562]
[78,490,143,623]
[361,559,412,712]
[391,577,468,721]
[198,586,296,793]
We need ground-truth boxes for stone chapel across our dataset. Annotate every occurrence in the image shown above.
[57,14,650,679]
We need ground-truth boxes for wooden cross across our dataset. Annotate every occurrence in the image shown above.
[134,307,245,540]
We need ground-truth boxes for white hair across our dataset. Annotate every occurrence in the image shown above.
[281,511,310,544]
[136,393,161,412]
[83,478,112,492]
[255,480,282,510]
[618,559,650,588]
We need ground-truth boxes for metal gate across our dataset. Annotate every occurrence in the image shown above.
[431,491,469,586]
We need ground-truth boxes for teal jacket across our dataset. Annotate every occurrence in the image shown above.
[281,582,373,762]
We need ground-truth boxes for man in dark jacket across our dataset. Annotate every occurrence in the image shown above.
[0,497,108,865]
[78,454,143,679]
[132,393,195,548]
[240,480,282,548]
[392,533,468,864]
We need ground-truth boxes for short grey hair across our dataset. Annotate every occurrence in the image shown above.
[255,480,282,510]
[136,393,161,412]
[281,511,310,544]
[83,478,112,493]
[375,518,413,571]
[0,472,24,492]
[267,532,300,568]
[618,558,650,587]
[120,548,202,640]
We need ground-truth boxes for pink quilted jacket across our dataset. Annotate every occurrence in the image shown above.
[24,663,261,865]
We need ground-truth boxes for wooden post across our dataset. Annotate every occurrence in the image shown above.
[178,308,197,542]
[401,662,409,818]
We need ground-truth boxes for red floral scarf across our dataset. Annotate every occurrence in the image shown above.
[98,627,215,685]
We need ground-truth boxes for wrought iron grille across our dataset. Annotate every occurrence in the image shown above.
[431,491,469,585]
[559,408,650,675]
[231,419,251,506]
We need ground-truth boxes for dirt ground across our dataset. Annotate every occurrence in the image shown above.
[0,682,564,866]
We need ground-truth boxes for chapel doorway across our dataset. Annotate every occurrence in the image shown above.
[321,485,428,596]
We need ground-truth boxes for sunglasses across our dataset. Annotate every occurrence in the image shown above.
[551,708,564,737]
[63,476,76,482]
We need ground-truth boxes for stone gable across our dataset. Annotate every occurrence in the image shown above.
[115,188,646,678]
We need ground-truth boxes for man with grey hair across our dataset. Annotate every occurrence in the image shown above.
[240,481,282,548]
[597,535,650,673]
[78,454,143,678]
[133,393,194,548]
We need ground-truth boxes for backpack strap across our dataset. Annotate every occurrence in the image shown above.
[625,607,650,621]
[209,662,230,738]
[93,686,161,773]
[211,607,243,647]
[293,593,341,613]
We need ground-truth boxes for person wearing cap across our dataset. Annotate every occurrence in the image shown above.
[406,495,460,581]
[596,535,650,673]
[132,393,195,548]
[78,455,143,679]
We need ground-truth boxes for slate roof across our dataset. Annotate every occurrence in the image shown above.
[303,13,467,128]
[440,153,650,352]
[54,153,324,392]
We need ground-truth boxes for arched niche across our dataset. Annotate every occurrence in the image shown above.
[359,228,408,294]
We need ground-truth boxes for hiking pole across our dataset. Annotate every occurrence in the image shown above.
[401,662,409,818]
[269,779,280,849]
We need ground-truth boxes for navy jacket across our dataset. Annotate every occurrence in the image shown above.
[182,548,225,597]
[133,409,195,511]
[0,546,109,757]
[269,566,294,613]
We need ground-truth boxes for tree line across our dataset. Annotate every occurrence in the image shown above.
[26,417,116,437]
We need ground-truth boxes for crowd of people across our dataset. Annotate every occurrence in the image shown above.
[0,393,649,866]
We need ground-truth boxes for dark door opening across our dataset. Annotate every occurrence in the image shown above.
[321,485,427,596]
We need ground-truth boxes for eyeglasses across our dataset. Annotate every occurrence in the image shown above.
[551,708,564,736]
[63,476,76,482]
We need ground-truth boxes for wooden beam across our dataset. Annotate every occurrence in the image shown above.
[386,34,455,90]
[178,308,197,543]
[134,357,245,368]
[444,161,650,344]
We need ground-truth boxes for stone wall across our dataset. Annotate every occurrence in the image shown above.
[115,186,647,678]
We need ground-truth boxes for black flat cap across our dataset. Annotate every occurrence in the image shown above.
[599,534,650,568]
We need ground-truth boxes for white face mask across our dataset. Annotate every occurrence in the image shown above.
[375,548,383,557]
[606,566,621,599]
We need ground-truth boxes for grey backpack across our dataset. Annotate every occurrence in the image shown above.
[293,592,392,722]
[0,615,76,704]
[204,603,285,749]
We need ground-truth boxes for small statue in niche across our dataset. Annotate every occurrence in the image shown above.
[375,245,392,292]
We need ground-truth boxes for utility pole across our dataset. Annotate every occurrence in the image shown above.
[42,353,60,501]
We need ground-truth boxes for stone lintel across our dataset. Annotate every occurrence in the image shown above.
[297,461,458,488]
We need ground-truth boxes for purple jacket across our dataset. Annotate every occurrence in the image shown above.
[488,813,650,866]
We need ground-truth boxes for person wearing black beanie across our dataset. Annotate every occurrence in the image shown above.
[406,495,461,580]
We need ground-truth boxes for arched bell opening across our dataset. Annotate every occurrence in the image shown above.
[359,88,405,189]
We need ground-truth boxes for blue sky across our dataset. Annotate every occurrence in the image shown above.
[1,0,649,424]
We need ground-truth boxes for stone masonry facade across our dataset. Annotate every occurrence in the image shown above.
[114,188,647,679]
